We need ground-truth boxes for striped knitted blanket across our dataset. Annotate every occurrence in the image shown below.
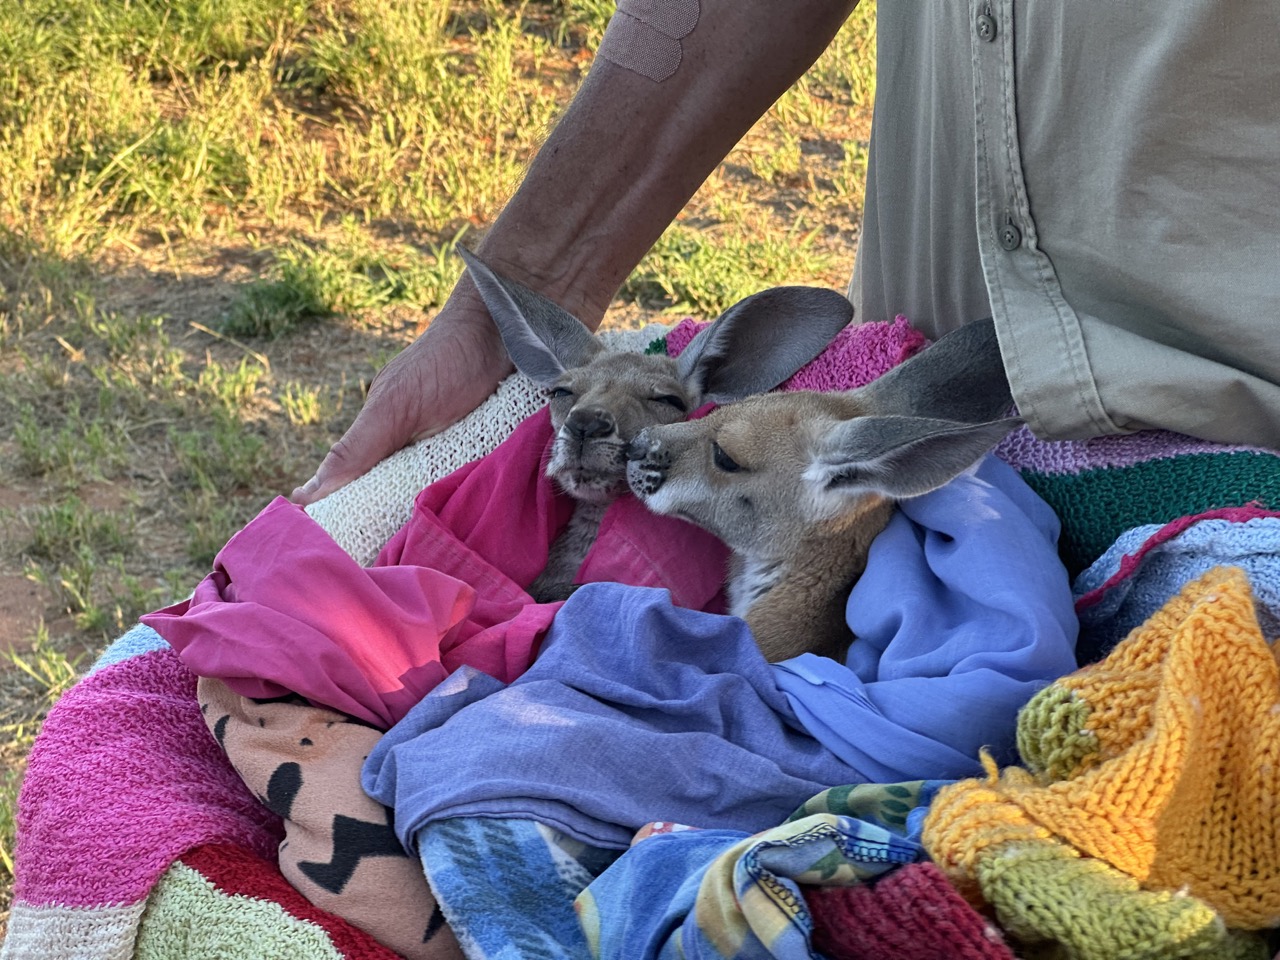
[7,316,1280,960]
[994,428,1280,580]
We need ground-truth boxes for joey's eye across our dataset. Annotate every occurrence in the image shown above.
[652,394,687,412]
[549,387,574,400]
[711,441,741,473]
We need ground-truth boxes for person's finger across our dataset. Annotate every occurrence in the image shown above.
[290,399,411,504]
[289,308,511,505]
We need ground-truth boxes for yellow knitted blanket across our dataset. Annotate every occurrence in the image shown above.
[923,565,1279,959]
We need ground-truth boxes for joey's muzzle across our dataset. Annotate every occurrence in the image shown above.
[625,429,671,497]
[565,406,616,440]
[625,431,655,462]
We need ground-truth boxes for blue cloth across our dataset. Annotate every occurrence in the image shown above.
[773,456,1079,780]
[583,829,818,960]
[364,456,1077,852]
[419,817,615,960]
[365,587,870,849]
[1073,515,1280,662]
[578,781,948,960]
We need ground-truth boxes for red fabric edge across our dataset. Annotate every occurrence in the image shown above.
[177,843,404,960]
[1073,503,1280,612]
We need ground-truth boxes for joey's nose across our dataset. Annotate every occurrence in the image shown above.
[565,407,615,440]
[626,431,655,461]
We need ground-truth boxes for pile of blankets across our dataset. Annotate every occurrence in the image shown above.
[7,316,1280,960]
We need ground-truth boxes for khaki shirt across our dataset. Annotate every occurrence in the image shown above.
[850,1,1280,445]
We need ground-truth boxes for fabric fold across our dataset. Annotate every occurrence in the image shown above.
[143,409,729,729]
[364,584,870,851]
[773,455,1079,781]
[364,499,1077,854]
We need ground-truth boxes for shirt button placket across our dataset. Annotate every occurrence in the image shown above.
[976,4,997,42]
[978,6,1023,255]
[999,214,1022,251]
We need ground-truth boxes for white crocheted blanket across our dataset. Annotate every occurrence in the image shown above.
[304,325,670,565]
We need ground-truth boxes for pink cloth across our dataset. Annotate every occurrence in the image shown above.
[144,409,728,729]
[14,648,281,907]
[143,317,927,730]
[664,314,928,392]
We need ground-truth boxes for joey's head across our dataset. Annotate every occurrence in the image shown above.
[541,350,696,503]
[458,244,854,504]
[625,392,870,560]
[626,318,1023,565]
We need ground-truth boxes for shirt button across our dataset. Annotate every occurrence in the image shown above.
[999,220,1022,251]
[976,12,997,41]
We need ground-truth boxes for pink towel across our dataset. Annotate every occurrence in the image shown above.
[13,648,280,908]
[665,314,928,392]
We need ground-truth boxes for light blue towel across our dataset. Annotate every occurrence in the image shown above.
[774,455,1079,781]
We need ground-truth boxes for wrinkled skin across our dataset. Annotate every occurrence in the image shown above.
[290,291,511,505]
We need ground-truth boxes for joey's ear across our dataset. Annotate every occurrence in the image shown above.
[457,245,603,385]
[676,286,852,404]
[805,415,1022,502]
[854,318,1013,423]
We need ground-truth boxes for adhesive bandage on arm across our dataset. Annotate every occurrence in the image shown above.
[598,0,700,82]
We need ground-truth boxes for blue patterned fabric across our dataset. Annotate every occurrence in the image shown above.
[419,816,616,960]
[577,781,948,960]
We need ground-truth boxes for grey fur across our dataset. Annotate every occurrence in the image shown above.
[624,321,1021,662]
[457,244,602,383]
[813,416,1023,498]
[457,245,852,603]
[675,286,855,403]
[853,317,1012,423]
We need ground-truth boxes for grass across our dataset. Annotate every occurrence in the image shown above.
[223,221,467,338]
[0,0,877,934]
[0,629,83,878]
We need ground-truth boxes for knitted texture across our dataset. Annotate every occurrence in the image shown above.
[804,862,1017,960]
[1071,507,1280,664]
[305,325,666,566]
[923,567,1280,956]
[971,840,1265,960]
[135,844,406,958]
[195,679,462,960]
[22,311,1280,958]
[0,902,149,960]
[994,427,1280,577]
[12,648,281,908]
[3,328,664,960]
[664,314,928,392]
[921,775,1266,960]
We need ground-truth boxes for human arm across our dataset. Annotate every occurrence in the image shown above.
[291,0,860,504]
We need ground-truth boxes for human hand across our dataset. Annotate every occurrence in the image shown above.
[291,0,857,508]
[289,285,512,505]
